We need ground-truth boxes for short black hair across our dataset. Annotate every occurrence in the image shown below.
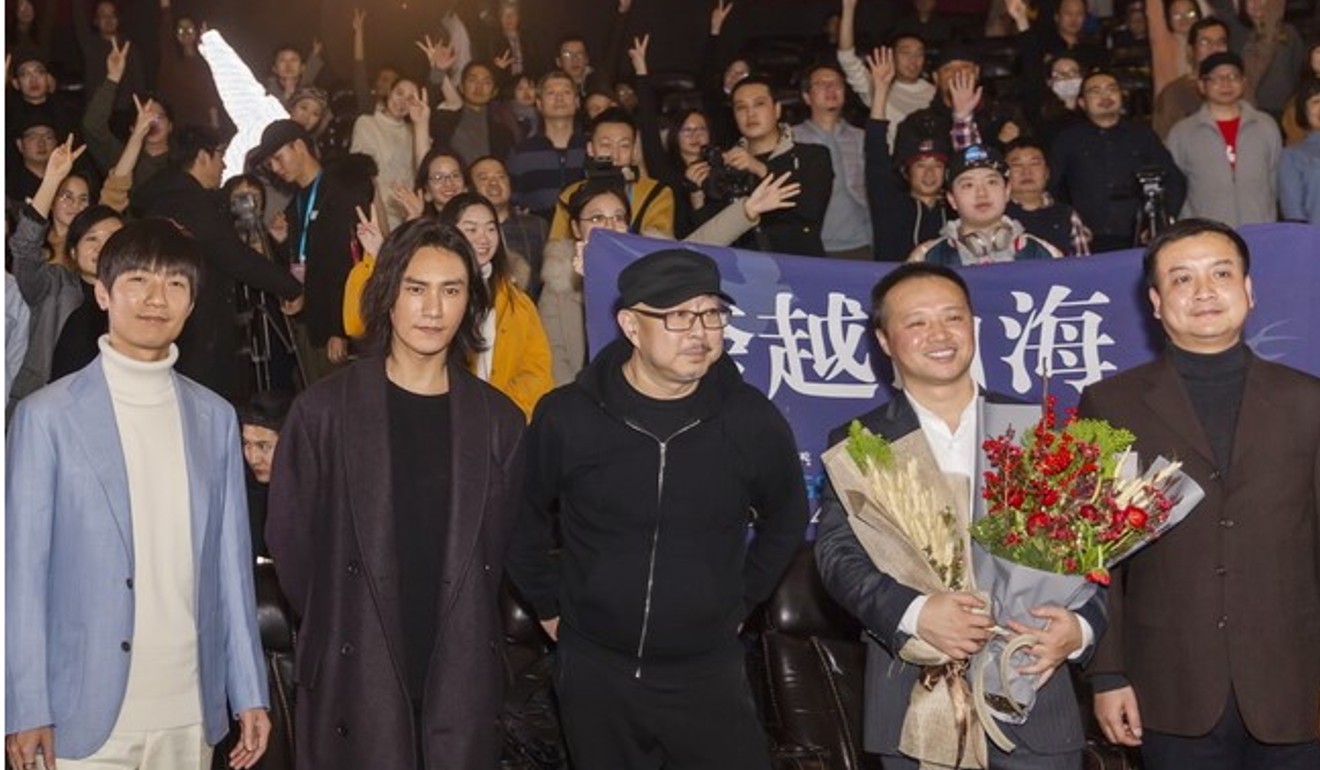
[465,154,508,188]
[1142,217,1251,289]
[869,263,972,330]
[1003,137,1048,159]
[1080,68,1121,94]
[889,31,926,50]
[170,124,227,171]
[588,106,635,139]
[359,217,491,359]
[800,62,845,93]
[1187,16,1229,49]
[238,390,293,432]
[729,75,777,103]
[97,218,203,302]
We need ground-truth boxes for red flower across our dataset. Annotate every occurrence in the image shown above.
[1086,569,1111,586]
[1008,490,1026,508]
[1079,504,1100,522]
[1125,506,1149,529]
[1026,512,1050,534]
[1040,488,1061,507]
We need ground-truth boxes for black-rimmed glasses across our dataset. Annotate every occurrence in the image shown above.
[632,307,731,331]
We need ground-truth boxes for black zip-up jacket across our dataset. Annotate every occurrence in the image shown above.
[506,339,808,672]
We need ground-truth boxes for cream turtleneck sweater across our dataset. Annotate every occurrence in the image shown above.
[99,336,203,730]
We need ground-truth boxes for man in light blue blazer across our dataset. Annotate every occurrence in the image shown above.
[5,218,270,770]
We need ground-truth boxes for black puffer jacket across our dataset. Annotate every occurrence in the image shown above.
[507,339,808,673]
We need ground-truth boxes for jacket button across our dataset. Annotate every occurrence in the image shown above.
[125,578,134,589]
[1214,566,1227,576]
[335,723,349,737]
[1219,519,1236,528]
[483,564,492,574]
[121,641,131,652]
[346,561,361,575]
[1217,615,1228,629]
[340,643,355,656]
[1209,469,1222,481]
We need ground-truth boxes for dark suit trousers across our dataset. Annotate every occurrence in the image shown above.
[1141,690,1320,770]
[876,740,1083,770]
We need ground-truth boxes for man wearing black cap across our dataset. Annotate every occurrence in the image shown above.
[248,119,374,383]
[894,43,1026,159]
[508,247,808,769]
[910,144,1063,265]
[863,46,952,262]
[1166,51,1280,228]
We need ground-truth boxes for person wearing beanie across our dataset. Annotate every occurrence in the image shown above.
[508,247,808,769]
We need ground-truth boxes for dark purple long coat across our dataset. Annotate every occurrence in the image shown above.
[267,357,526,770]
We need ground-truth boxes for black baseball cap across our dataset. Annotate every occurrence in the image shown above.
[1198,51,1244,79]
[617,248,735,310]
[896,131,952,167]
[246,119,312,169]
[934,44,978,69]
[946,144,1009,184]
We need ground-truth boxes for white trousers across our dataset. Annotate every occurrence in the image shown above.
[39,723,211,770]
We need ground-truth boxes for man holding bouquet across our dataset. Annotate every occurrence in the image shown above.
[1079,218,1320,770]
[816,262,1107,769]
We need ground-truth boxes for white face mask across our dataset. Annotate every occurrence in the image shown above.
[1051,77,1082,100]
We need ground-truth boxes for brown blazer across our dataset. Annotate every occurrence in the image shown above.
[266,357,526,770]
[1077,349,1320,743]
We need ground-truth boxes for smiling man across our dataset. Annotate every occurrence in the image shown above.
[508,247,807,769]
[909,144,1062,265]
[1079,218,1320,770]
[6,219,271,770]
[816,262,1106,770]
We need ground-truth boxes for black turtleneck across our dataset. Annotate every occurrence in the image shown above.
[1169,341,1248,472]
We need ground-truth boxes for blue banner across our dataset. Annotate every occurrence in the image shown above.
[583,224,1320,518]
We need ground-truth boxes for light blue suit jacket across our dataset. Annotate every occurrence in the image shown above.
[5,355,269,758]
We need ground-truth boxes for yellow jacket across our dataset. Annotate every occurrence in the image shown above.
[548,176,675,240]
[481,279,554,421]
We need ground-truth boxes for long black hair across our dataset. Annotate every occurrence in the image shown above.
[359,217,491,359]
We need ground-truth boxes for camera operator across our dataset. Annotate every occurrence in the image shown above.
[711,76,833,256]
[548,107,676,239]
[1049,70,1185,252]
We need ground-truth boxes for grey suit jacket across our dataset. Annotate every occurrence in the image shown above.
[815,391,1106,757]
[5,355,268,758]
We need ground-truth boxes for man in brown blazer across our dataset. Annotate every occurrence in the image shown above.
[1078,218,1320,770]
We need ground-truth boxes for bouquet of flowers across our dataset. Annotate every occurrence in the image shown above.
[968,397,1203,724]
[824,422,995,768]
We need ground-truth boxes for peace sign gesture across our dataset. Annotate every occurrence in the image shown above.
[355,204,384,257]
[106,37,131,83]
[45,134,88,182]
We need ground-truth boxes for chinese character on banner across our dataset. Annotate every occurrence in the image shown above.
[999,286,1118,394]
[760,292,878,400]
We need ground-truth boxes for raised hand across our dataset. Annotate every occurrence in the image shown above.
[710,0,734,35]
[311,38,324,60]
[355,204,384,256]
[493,49,514,71]
[867,46,896,92]
[949,69,983,120]
[416,34,456,72]
[106,37,131,83]
[627,34,650,76]
[406,86,431,125]
[130,95,157,138]
[45,134,87,181]
[1006,0,1031,30]
[351,8,366,35]
[391,183,426,222]
[743,171,801,218]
